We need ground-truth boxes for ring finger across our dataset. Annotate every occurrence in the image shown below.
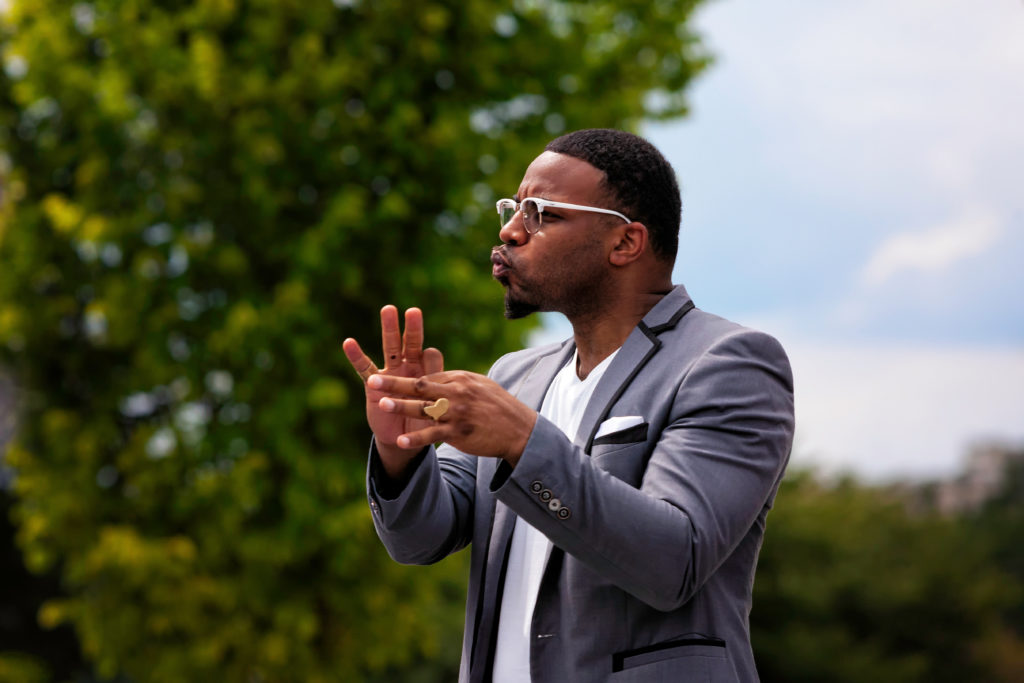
[378,396,451,421]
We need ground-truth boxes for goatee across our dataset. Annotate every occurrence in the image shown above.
[504,291,539,320]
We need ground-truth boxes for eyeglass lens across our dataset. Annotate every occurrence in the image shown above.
[500,202,517,227]
[521,200,541,232]
[498,199,543,232]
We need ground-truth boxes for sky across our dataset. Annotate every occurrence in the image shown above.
[534,0,1024,482]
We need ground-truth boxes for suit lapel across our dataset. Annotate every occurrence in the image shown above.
[469,496,516,681]
[576,325,659,453]
[470,340,574,680]
[576,286,696,453]
[485,339,573,560]
[511,339,576,410]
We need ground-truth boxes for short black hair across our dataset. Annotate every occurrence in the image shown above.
[545,129,680,263]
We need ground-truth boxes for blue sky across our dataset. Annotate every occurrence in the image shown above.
[536,0,1024,481]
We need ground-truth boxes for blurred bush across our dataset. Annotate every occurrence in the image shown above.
[0,0,708,679]
[753,471,1024,682]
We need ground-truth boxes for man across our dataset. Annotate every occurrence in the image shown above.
[343,129,794,682]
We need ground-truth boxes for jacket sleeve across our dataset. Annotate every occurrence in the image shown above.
[364,349,537,565]
[490,328,795,610]
[366,441,477,565]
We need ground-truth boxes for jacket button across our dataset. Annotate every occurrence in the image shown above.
[539,489,553,502]
[548,498,561,511]
[530,481,543,493]
[557,507,571,520]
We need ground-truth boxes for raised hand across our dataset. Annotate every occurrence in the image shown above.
[367,370,538,467]
[343,306,443,476]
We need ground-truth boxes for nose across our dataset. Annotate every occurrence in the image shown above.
[498,210,530,247]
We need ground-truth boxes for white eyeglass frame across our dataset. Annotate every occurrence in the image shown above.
[496,197,632,234]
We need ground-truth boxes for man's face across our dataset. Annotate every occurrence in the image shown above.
[491,152,618,320]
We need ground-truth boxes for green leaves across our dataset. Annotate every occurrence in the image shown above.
[752,473,1020,682]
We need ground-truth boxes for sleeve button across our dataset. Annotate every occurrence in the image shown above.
[539,489,553,502]
[557,507,571,520]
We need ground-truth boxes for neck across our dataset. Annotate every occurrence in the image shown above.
[570,283,672,378]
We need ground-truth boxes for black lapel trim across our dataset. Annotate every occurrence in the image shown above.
[468,518,490,675]
[648,299,695,334]
[582,302,695,454]
[583,322,661,455]
[474,523,515,683]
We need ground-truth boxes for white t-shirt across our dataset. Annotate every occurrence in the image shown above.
[492,348,620,683]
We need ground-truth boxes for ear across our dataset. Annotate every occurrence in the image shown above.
[608,222,648,267]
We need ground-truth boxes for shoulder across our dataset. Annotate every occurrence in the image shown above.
[487,340,570,387]
[670,305,786,351]
[658,307,792,385]
[640,284,787,362]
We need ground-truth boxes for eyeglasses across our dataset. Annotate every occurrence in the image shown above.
[495,197,632,234]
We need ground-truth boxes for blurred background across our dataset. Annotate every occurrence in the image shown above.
[1,0,1021,681]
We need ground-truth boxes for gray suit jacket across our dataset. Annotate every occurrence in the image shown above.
[367,285,795,682]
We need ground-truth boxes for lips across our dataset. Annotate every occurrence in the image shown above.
[491,248,513,282]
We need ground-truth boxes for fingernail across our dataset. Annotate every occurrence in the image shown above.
[397,436,410,448]
[367,375,382,388]
[380,398,395,411]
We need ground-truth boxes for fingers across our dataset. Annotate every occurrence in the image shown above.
[395,425,449,451]
[342,338,380,382]
[367,372,448,398]
[379,396,448,420]
[342,337,365,366]
[380,305,402,370]
[402,307,424,368]
[423,347,444,375]
[350,306,435,385]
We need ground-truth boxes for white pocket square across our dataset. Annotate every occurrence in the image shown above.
[595,415,645,439]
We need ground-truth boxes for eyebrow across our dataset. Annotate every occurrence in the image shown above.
[512,193,520,202]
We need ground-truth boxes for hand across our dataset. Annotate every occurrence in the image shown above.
[343,306,444,476]
[366,371,538,466]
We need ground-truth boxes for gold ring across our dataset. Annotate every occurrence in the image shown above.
[357,362,380,383]
[423,398,449,421]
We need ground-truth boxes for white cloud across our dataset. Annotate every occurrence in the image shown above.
[787,341,1024,481]
[691,0,1024,209]
[860,210,1004,287]
[648,0,1024,346]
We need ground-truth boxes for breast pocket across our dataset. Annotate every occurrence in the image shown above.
[590,434,650,486]
[593,421,648,446]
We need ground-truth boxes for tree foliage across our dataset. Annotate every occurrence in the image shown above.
[753,473,1022,682]
[0,0,708,679]
[964,451,1024,681]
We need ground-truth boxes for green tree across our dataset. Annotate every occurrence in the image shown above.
[753,472,1020,683]
[0,0,708,679]
[1,486,91,683]
[965,449,1024,680]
